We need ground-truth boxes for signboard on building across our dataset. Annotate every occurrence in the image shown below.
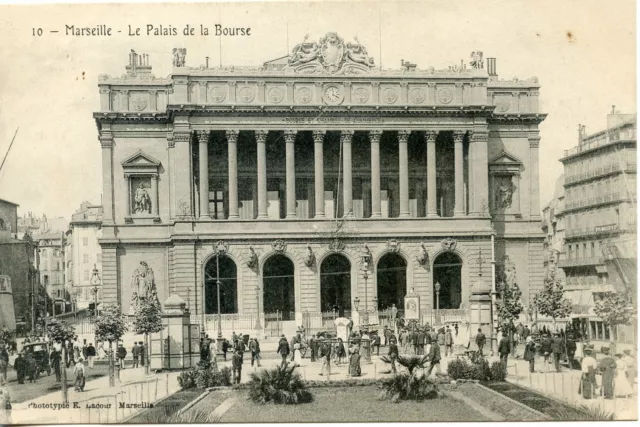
[404,295,420,320]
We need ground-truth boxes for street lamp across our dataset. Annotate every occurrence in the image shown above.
[215,252,223,352]
[353,296,360,312]
[90,264,101,317]
[255,286,262,330]
[527,305,533,323]
[360,247,371,327]
[434,281,441,326]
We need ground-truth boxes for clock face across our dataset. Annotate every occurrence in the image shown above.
[325,86,341,102]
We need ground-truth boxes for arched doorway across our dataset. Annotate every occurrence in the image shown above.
[204,255,238,314]
[433,252,463,309]
[320,253,351,316]
[263,254,295,321]
[376,253,407,310]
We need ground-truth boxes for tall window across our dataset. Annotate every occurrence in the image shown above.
[209,190,225,219]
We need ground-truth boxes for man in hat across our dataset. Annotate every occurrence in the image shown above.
[498,333,511,364]
[388,338,399,374]
[132,342,140,368]
[139,342,146,367]
[14,352,26,384]
[231,349,242,384]
[580,347,598,399]
[551,332,564,372]
[599,347,616,399]
[475,328,486,356]
[116,343,127,369]
[277,334,290,368]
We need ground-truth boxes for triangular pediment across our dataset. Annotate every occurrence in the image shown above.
[121,150,161,168]
[489,150,523,166]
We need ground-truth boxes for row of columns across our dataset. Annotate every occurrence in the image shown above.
[196,129,473,220]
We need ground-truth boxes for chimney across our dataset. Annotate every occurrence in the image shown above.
[206,56,210,68]
[487,58,497,76]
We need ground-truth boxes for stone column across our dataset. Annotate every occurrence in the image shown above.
[426,131,438,217]
[471,131,489,216]
[370,130,382,218]
[285,130,297,218]
[256,130,268,219]
[197,131,211,219]
[167,133,176,219]
[313,130,325,218]
[453,131,465,217]
[227,130,239,219]
[173,128,194,218]
[398,130,410,218]
[529,131,541,218]
[341,130,354,217]
[99,131,114,223]
[151,175,159,216]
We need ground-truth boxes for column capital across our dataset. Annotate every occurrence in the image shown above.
[312,130,326,143]
[340,130,354,143]
[372,82,380,87]
[257,81,266,87]
[425,130,438,142]
[453,130,466,143]
[173,131,191,144]
[228,80,237,87]
[286,81,295,87]
[470,132,489,142]
[99,132,113,148]
[529,138,541,148]
[225,130,239,143]
[197,130,209,144]
[284,129,297,142]
[369,129,382,143]
[151,175,158,181]
[398,130,410,143]
[344,81,352,87]
[255,130,268,143]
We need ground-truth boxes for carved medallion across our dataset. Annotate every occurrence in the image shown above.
[320,32,345,74]
[130,94,147,111]
[268,87,284,103]
[328,239,345,252]
[387,239,401,253]
[353,87,369,103]
[238,86,255,103]
[410,88,426,104]
[272,239,286,252]
[441,238,457,252]
[496,102,510,113]
[382,88,398,104]
[213,240,229,254]
[209,86,227,103]
[437,88,453,104]
[297,87,312,104]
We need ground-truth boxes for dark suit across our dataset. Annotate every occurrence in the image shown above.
[498,338,511,364]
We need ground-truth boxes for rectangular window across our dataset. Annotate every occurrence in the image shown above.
[209,190,225,220]
[83,237,89,246]
[83,254,89,264]
[84,270,89,281]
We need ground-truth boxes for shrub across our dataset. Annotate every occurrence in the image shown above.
[178,362,232,389]
[547,404,615,421]
[446,357,491,381]
[177,370,197,389]
[489,361,507,382]
[379,373,438,402]
[247,364,313,404]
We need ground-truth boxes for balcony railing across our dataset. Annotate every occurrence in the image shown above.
[558,257,605,268]
[564,162,635,185]
[563,222,638,239]
[563,130,635,158]
[564,192,632,211]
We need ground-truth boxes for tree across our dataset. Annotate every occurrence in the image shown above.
[495,256,523,352]
[132,295,164,374]
[47,318,76,404]
[533,278,572,330]
[95,304,128,387]
[593,292,637,334]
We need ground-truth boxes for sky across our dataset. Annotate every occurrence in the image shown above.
[0,0,635,219]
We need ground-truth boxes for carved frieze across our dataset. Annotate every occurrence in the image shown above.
[213,240,229,254]
[353,87,370,103]
[272,239,286,252]
[209,85,227,103]
[328,239,345,252]
[304,245,315,267]
[382,87,398,104]
[441,238,457,252]
[417,242,429,267]
[296,87,312,104]
[238,86,256,103]
[268,87,284,103]
[246,246,258,269]
[437,88,454,104]
[410,87,426,104]
[130,93,148,111]
[386,239,400,252]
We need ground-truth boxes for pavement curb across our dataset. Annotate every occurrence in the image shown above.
[477,382,551,420]
[176,389,212,416]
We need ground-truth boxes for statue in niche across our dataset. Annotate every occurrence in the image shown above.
[134,182,152,214]
[495,176,516,209]
[172,48,187,67]
[130,261,158,309]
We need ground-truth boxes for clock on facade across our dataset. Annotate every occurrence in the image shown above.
[324,86,342,104]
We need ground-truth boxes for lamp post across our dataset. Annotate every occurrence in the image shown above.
[90,264,101,318]
[255,285,262,330]
[361,248,371,327]
[353,296,360,327]
[216,252,223,352]
[527,305,533,324]
[434,281,441,326]
[372,296,378,324]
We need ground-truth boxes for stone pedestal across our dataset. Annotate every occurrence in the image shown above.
[334,317,352,342]
[150,294,200,371]
[469,291,492,351]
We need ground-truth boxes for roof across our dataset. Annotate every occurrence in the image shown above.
[0,198,19,207]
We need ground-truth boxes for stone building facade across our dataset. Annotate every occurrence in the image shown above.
[95,33,546,333]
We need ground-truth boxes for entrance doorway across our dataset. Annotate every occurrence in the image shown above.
[204,255,238,314]
[263,254,295,321]
[433,252,463,309]
[376,253,407,310]
[320,253,351,316]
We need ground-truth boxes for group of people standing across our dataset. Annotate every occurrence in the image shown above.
[199,332,262,384]
[393,325,455,357]
[579,347,636,400]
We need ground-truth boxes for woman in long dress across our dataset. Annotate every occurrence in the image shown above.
[348,347,361,377]
[293,342,302,366]
[614,354,634,397]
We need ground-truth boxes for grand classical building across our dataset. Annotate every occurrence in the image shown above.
[95,33,546,334]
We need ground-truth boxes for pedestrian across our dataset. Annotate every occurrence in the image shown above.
[444,327,453,357]
[566,338,577,370]
[348,347,361,377]
[199,338,210,363]
[132,342,140,368]
[116,343,127,369]
[541,334,552,365]
[516,323,524,344]
[475,329,486,356]
[411,329,419,355]
[0,347,8,384]
[66,340,75,368]
[25,352,38,383]
[614,353,633,398]
[86,343,96,369]
[235,335,246,363]
[14,353,26,384]
[73,358,86,392]
[373,333,381,356]
[222,339,229,361]
[622,349,636,384]
[551,332,564,372]
[50,348,62,381]
[231,349,242,384]
[523,336,536,373]
[139,342,146,367]
[252,338,261,367]
[319,339,331,376]
[498,334,510,364]
[598,347,616,399]
[383,326,390,347]
[523,325,531,342]
[426,338,441,378]
[277,335,290,368]
[82,339,88,360]
[336,338,346,365]
[309,334,316,362]
[579,348,597,399]
[388,338,399,374]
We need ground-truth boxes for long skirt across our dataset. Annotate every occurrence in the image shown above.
[349,355,361,376]
[579,372,596,399]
